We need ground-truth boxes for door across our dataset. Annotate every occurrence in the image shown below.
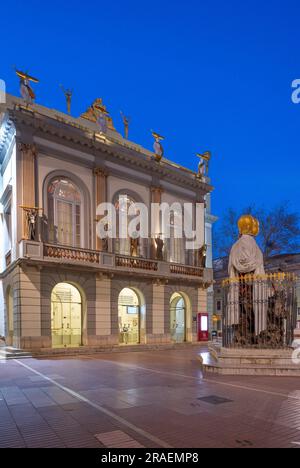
[118,288,140,345]
[170,297,186,343]
[51,283,82,348]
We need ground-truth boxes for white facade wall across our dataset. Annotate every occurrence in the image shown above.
[108,175,150,205]
[38,153,94,208]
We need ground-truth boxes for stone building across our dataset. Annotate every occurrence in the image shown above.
[213,253,300,333]
[0,94,214,351]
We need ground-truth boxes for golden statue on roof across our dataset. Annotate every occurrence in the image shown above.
[15,69,39,105]
[80,98,115,131]
[152,131,165,162]
[197,151,211,179]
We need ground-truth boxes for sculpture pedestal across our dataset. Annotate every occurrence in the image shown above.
[200,344,300,376]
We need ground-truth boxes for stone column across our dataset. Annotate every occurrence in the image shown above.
[150,186,163,259]
[94,168,108,251]
[92,276,112,346]
[151,283,165,343]
[18,143,37,241]
[19,266,42,350]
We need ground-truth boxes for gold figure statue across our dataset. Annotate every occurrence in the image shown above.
[197,151,211,179]
[197,244,207,268]
[80,98,115,130]
[152,131,165,162]
[120,111,130,139]
[15,69,39,105]
[60,85,73,115]
[130,236,139,257]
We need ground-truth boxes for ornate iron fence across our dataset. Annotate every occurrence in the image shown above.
[222,273,297,349]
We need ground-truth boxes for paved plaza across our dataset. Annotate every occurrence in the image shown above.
[0,346,300,448]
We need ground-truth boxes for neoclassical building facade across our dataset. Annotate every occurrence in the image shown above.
[0,94,214,351]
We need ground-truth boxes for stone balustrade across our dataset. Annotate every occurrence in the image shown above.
[18,240,212,283]
[44,244,100,264]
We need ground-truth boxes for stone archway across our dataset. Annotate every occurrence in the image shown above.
[118,287,146,345]
[51,283,82,348]
[170,292,187,343]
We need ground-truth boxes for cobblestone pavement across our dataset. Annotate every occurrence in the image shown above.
[1,346,300,448]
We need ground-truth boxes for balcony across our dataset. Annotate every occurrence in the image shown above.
[18,240,213,284]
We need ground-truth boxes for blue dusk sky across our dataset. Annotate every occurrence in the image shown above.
[1,0,299,220]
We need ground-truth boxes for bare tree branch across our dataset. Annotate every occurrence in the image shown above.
[213,203,300,259]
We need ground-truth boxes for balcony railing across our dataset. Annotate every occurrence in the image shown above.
[170,264,203,277]
[116,255,158,271]
[44,244,100,264]
[18,241,212,282]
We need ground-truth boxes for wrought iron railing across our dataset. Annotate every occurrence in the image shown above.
[44,244,100,264]
[222,273,297,349]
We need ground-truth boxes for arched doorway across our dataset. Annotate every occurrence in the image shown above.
[118,288,144,345]
[6,287,13,346]
[170,293,186,343]
[51,283,82,348]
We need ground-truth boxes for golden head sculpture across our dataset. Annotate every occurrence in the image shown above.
[238,215,260,237]
[252,217,260,236]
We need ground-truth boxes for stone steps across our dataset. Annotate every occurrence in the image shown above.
[30,341,206,357]
[0,347,32,360]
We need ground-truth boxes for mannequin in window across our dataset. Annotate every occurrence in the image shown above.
[155,235,164,261]
[198,244,207,268]
[130,236,139,257]
[27,209,37,241]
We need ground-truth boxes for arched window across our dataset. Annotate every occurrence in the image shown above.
[114,194,143,256]
[167,209,185,264]
[48,178,82,247]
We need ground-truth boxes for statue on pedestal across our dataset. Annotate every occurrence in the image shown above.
[223,215,297,349]
[228,215,267,345]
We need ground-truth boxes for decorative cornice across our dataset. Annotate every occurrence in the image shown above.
[7,106,213,194]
